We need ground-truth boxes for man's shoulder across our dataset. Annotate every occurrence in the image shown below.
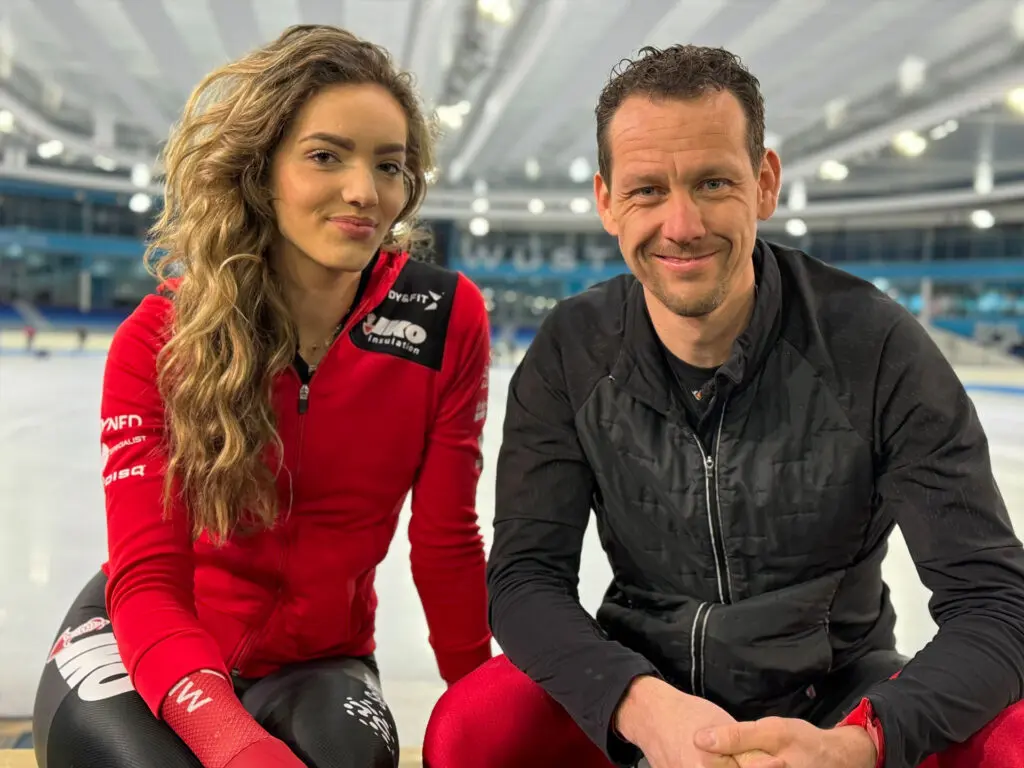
[770,241,909,336]
[544,272,634,340]
[768,240,928,410]
[522,272,634,394]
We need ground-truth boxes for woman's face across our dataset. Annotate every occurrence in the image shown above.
[269,82,410,276]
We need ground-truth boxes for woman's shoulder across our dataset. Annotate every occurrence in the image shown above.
[390,257,486,321]
[109,284,177,359]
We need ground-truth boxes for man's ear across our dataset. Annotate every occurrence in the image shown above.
[756,149,782,221]
[595,172,618,237]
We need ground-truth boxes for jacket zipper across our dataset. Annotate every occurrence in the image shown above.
[230,604,272,675]
[230,527,292,676]
[690,403,732,606]
[295,293,373,414]
[690,602,713,698]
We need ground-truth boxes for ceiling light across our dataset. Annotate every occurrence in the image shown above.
[1013,0,1024,40]
[974,161,994,195]
[131,163,151,187]
[468,216,490,237]
[569,197,592,214]
[471,197,489,214]
[568,157,591,184]
[477,0,512,25]
[524,158,541,179]
[472,178,488,196]
[787,179,807,211]
[970,209,995,229]
[0,109,13,133]
[93,155,117,172]
[448,158,467,183]
[818,160,848,181]
[36,139,63,159]
[785,218,808,238]
[824,99,847,130]
[898,56,927,95]
[435,100,471,129]
[1008,87,1024,115]
[892,130,927,157]
[527,198,545,215]
[129,193,152,214]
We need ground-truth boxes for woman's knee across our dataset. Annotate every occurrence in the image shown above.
[33,597,199,768]
[34,674,200,768]
[423,655,612,768]
[288,699,399,768]
[250,658,400,768]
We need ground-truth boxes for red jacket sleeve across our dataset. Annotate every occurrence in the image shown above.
[101,295,228,716]
[408,273,493,684]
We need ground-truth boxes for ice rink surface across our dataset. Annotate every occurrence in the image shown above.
[1,354,1023,748]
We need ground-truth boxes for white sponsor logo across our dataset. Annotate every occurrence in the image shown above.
[101,435,147,469]
[167,676,214,714]
[362,314,427,355]
[388,289,443,311]
[474,399,487,422]
[101,414,142,433]
[47,617,110,663]
[48,620,134,701]
[104,464,145,486]
[343,685,396,751]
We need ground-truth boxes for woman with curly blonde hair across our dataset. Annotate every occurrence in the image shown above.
[32,24,492,768]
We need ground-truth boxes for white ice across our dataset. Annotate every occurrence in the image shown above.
[1,356,1023,749]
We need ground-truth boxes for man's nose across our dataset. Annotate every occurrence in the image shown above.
[659,193,707,245]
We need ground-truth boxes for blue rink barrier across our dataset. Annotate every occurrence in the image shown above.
[963,384,1024,396]
[3,329,1023,396]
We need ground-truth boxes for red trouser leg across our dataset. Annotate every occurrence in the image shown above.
[425,655,1024,768]
[923,699,1024,767]
[423,655,615,768]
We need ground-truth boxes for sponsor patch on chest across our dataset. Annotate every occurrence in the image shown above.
[349,261,459,370]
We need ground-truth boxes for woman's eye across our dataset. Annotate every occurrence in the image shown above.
[379,161,403,176]
[309,150,336,164]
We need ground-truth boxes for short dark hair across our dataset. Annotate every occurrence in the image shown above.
[595,44,766,183]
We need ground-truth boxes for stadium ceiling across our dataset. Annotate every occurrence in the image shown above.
[0,0,1023,230]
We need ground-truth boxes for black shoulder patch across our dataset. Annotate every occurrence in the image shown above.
[349,259,461,371]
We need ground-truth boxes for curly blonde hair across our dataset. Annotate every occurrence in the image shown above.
[146,25,436,542]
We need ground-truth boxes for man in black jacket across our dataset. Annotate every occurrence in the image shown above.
[422,46,1024,768]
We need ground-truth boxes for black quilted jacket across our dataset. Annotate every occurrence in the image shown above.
[487,240,1024,768]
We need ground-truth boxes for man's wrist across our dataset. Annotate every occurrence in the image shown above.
[831,725,879,768]
[612,674,661,745]
[836,697,884,768]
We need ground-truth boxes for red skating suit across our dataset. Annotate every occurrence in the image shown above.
[98,250,493,716]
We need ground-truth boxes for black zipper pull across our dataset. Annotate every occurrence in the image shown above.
[298,384,309,414]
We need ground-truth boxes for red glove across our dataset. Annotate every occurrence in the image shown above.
[161,670,306,768]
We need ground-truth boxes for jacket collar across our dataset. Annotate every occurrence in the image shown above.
[610,239,783,415]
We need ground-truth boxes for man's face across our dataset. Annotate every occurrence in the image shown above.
[595,91,781,318]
